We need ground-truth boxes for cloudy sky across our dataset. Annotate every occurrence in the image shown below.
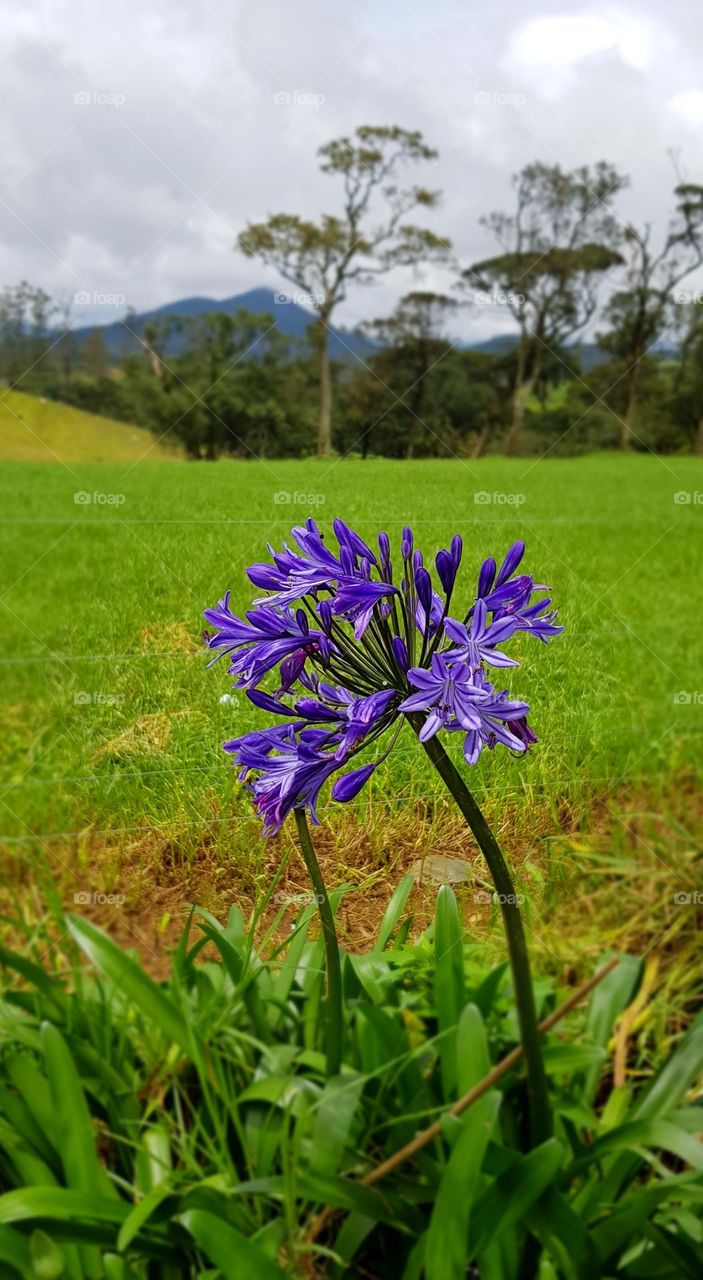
[1,0,702,341]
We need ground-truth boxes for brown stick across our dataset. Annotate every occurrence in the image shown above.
[306,956,620,1242]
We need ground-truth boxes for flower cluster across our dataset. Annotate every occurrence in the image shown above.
[204,520,562,834]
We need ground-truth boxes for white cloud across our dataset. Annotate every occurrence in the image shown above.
[0,0,699,341]
[669,89,703,127]
[503,12,659,98]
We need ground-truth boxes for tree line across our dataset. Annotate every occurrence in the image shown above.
[3,124,703,459]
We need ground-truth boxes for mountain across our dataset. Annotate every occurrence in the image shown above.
[71,288,374,361]
[71,290,678,371]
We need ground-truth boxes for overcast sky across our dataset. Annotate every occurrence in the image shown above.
[2,0,702,341]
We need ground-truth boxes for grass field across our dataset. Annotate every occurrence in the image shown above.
[0,389,175,462]
[1,452,702,1004]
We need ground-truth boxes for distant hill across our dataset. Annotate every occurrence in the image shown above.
[0,390,175,463]
[467,334,608,371]
[72,288,374,362]
[71,290,679,372]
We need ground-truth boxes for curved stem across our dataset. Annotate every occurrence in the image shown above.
[406,714,552,1145]
[293,808,343,1076]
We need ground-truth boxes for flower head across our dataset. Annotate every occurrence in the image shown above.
[205,526,562,834]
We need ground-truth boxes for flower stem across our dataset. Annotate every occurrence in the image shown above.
[406,714,552,1145]
[293,808,343,1077]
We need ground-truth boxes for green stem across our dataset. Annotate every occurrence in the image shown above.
[293,808,343,1077]
[407,714,552,1145]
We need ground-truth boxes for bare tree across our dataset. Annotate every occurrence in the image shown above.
[462,162,626,454]
[238,126,450,456]
[598,182,703,449]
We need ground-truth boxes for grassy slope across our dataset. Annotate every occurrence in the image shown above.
[0,389,174,463]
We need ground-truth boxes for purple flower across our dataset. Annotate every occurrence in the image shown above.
[330,578,397,639]
[225,726,339,834]
[443,600,520,671]
[206,524,562,830]
[332,761,378,802]
[399,654,489,740]
[204,593,333,689]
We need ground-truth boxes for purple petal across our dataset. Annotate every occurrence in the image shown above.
[331,761,377,802]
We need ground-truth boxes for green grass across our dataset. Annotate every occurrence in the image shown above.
[0,389,175,463]
[1,453,701,864]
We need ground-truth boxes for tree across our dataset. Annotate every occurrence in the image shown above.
[463,162,626,454]
[597,183,703,449]
[0,281,55,389]
[80,327,110,378]
[238,126,449,457]
[54,297,77,387]
[123,309,312,460]
[364,292,458,458]
[672,298,703,455]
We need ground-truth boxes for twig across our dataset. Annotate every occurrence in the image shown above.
[306,956,620,1244]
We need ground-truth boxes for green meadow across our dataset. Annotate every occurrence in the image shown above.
[1,453,701,883]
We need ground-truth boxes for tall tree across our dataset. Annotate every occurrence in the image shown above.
[364,291,458,458]
[598,183,703,449]
[673,297,703,455]
[0,281,55,388]
[80,327,109,378]
[238,125,449,456]
[463,162,625,454]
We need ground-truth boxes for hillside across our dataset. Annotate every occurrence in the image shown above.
[0,390,174,463]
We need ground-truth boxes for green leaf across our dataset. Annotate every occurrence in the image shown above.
[194,916,272,1043]
[470,1139,566,1255]
[116,1183,174,1253]
[0,948,65,1018]
[348,953,396,1006]
[181,1210,286,1279]
[573,1117,703,1172]
[374,875,414,952]
[591,1172,703,1262]
[434,886,465,1099]
[66,916,190,1052]
[309,1075,364,1176]
[297,1174,416,1232]
[425,1092,501,1280]
[0,1224,31,1278]
[0,1188,179,1258]
[455,1003,491,1095]
[592,1014,703,1208]
[524,1188,600,1280]
[582,954,641,1103]
[29,1230,65,1280]
[40,1025,105,1196]
[632,1014,703,1122]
